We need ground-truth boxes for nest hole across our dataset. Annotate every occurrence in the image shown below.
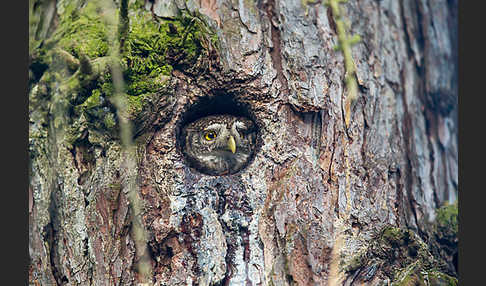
[175,94,261,176]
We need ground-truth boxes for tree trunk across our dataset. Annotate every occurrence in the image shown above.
[29,0,458,285]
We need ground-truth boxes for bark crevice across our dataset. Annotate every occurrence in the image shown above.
[260,0,289,96]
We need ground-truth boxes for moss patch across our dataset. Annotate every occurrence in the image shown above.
[342,226,458,285]
[122,11,213,96]
[55,2,111,59]
[428,201,459,277]
[30,1,218,139]
[435,201,458,237]
[393,263,458,286]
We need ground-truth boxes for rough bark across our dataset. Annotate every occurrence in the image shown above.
[29,0,458,285]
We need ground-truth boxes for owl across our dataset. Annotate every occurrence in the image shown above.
[181,114,258,176]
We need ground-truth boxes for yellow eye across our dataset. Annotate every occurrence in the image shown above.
[204,131,217,141]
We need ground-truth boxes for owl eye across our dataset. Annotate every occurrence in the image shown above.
[204,131,217,141]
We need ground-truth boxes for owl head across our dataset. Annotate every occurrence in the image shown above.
[181,114,257,176]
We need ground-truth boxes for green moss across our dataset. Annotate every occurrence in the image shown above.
[32,1,218,137]
[435,202,458,235]
[104,113,116,129]
[380,227,457,285]
[122,12,211,96]
[342,225,457,284]
[126,93,150,115]
[392,264,458,286]
[99,79,114,97]
[392,260,422,286]
[73,88,103,119]
[55,2,111,59]
[81,89,102,109]
[382,227,408,247]
[64,116,89,147]
[427,271,458,286]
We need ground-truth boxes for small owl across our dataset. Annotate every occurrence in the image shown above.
[181,114,257,176]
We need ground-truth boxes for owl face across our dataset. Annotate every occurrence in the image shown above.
[181,115,257,176]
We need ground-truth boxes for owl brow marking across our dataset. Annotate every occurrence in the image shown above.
[235,121,247,129]
[203,123,222,131]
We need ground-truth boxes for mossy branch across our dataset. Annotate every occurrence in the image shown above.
[326,0,360,129]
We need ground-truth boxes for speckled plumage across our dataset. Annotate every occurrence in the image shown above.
[181,115,257,175]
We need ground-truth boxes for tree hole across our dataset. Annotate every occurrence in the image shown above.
[175,94,261,176]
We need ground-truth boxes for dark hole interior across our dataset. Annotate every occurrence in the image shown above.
[179,95,253,126]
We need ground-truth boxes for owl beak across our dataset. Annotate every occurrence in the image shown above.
[227,135,236,154]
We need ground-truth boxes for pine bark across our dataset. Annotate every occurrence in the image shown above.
[29,0,458,285]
